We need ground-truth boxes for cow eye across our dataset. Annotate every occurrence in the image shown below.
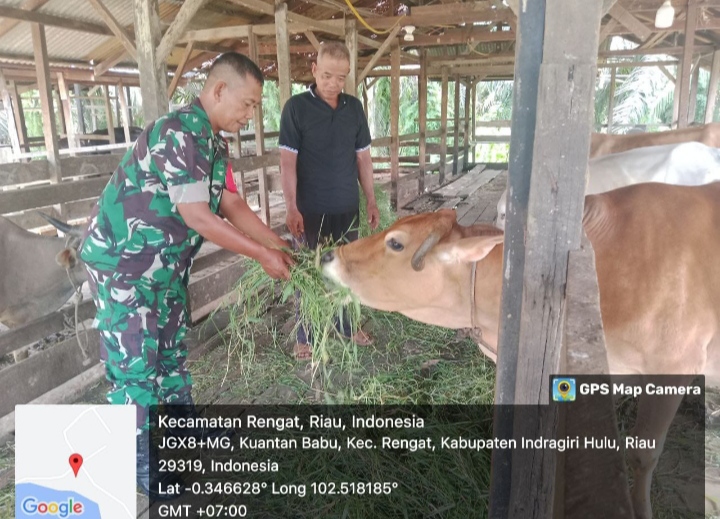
[386,238,404,251]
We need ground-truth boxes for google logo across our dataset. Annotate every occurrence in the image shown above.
[21,497,84,517]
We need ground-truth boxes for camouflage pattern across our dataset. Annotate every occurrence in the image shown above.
[80,99,228,432]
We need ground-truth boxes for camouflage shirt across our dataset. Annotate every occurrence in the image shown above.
[80,99,228,279]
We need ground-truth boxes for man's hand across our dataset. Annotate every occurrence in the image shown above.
[259,248,294,280]
[367,202,380,231]
[286,208,304,238]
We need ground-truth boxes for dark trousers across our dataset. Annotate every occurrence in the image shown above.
[296,210,359,345]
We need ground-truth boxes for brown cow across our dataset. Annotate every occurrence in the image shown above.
[321,182,720,519]
[590,122,720,158]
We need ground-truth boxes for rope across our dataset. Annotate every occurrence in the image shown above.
[63,235,91,364]
[343,0,404,35]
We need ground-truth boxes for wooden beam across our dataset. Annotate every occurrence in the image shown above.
[608,3,651,41]
[598,19,618,45]
[407,28,516,47]
[0,5,111,36]
[8,80,29,152]
[229,0,344,37]
[117,81,131,143]
[86,0,138,61]
[0,0,50,39]
[345,18,358,97]
[167,41,195,98]
[0,70,21,155]
[0,64,141,87]
[452,76,460,175]
[418,49,427,191]
[356,25,402,86]
[94,50,128,77]
[133,0,168,122]
[31,24,61,183]
[706,50,720,123]
[658,65,676,83]
[390,42,400,210]
[275,0,292,109]
[364,3,511,29]
[678,0,697,128]
[56,73,77,151]
[156,0,207,64]
[439,66,449,185]
[305,31,321,52]
[248,29,270,225]
[181,25,250,43]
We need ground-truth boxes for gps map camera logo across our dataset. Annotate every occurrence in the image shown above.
[552,378,576,402]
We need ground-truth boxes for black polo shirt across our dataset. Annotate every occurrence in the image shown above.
[279,84,372,214]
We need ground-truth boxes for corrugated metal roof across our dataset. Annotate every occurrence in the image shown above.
[0,21,113,62]
[38,0,136,30]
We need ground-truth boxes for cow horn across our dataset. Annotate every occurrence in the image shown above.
[411,232,444,271]
[37,212,84,238]
[411,212,457,272]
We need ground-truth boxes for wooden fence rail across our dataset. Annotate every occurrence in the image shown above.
[0,124,492,435]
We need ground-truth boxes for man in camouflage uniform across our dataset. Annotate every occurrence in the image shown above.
[79,53,293,498]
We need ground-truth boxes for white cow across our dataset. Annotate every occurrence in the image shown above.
[495,141,720,229]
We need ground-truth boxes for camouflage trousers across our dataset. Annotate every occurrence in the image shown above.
[85,264,193,434]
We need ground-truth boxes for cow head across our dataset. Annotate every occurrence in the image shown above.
[321,209,505,329]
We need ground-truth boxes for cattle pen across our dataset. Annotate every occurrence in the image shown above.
[0,0,718,518]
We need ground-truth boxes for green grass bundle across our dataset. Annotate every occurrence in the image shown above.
[227,184,396,367]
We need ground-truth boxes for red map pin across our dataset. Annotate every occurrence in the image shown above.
[69,454,83,478]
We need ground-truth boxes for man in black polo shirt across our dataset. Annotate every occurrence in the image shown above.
[279,41,379,360]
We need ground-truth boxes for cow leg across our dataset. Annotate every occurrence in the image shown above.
[627,377,692,519]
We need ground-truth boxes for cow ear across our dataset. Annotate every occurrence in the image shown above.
[437,234,504,264]
[56,248,78,269]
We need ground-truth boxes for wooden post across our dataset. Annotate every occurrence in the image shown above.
[0,70,21,156]
[103,85,116,144]
[117,82,132,144]
[706,50,720,123]
[505,0,604,515]
[439,66,448,184]
[361,79,369,115]
[452,76,460,175]
[133,0,169,123]
[249,28,270,225]
[31,23,60,181]
[125,85,133,125]
[418,50,427,193]
[345,18,357,97]
[9,80,29,153]
[275,0,292,109]
[471,80,477,162]
[54,88,66,138]
[57,73,77,154]
[390,41,400,210]
[688,61,700,125]
[678,0,697,128]
[463,79,471,166]
[607,67,616,133]
[74,83,86,134]
[672,61,682,128]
